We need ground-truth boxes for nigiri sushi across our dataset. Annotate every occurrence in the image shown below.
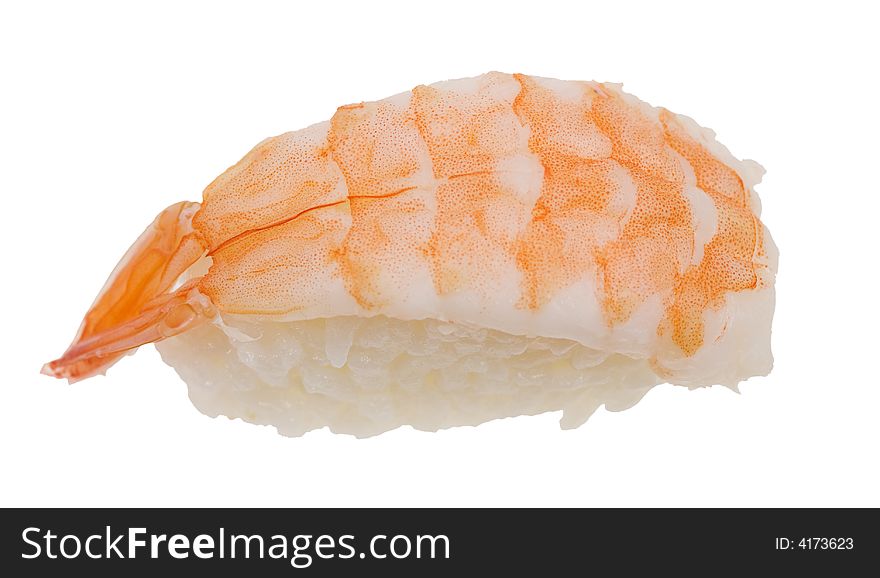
[43,72,777,437]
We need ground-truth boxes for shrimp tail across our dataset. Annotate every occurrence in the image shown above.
[42,201,214,383]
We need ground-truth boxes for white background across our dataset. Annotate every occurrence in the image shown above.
[2,1,877,507]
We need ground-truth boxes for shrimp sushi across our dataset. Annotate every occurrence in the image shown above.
[43,72,778,437]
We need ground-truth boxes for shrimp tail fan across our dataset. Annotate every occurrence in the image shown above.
[42,201,214,383]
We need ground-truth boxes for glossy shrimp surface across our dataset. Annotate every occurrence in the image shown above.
[45,72,776,385]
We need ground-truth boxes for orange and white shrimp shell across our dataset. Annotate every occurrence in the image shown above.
[44,72,777,437]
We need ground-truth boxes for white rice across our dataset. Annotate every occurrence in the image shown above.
[156,315,665,437]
